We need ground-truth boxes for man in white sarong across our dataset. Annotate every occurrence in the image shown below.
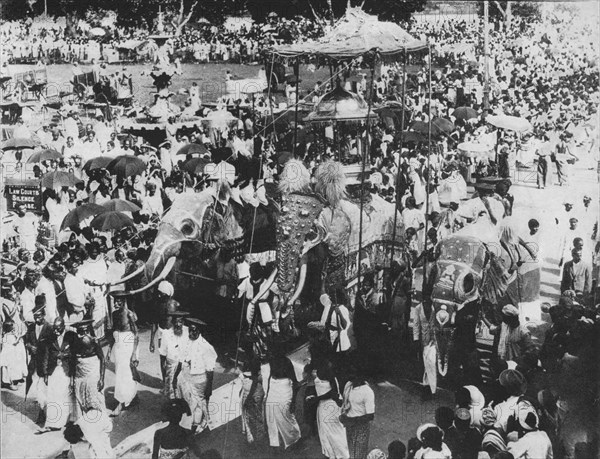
[174,317,217,433]
[79,242,109,338]
[158,311,189,399]
[106,292,138,416]
[412,299,437,396]
[37,318,76,433]
[13,203,39,253]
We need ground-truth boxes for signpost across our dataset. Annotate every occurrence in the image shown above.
[4,178,43,213]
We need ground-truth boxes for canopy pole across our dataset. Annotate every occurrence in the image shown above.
[267,53,279,147]
[357,56,377,292]
[422,44,433,293]
[388,51,408,297]
[293,57,300,156]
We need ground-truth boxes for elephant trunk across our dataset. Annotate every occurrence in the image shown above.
[145,222,186,282]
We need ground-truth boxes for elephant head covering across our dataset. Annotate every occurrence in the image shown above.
[314,160,347,208]
[278,159,311,195]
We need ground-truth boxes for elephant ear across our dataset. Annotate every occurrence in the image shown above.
[480,251,515,305]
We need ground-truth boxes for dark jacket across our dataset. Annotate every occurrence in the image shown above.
[40,330,76,377]
[54,279,69,320]
[25,322,53,377]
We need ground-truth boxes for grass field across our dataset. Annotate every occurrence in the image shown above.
[32,62,332,107]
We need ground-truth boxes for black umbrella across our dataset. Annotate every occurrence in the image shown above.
[60,203,107,230]
[176,143,209,156]
[90,211,135,232]
[1,137,37,150]
[452,107,478,121]
[83,156,113,173]
[182,157,210,175]
[41,171,82,188]
[27,149,62,163]
[106,155,147,178]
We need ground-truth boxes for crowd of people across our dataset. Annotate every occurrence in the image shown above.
[1,5,599,459]
[0,14,323,65]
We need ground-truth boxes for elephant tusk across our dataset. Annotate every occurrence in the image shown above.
[106,263,145,286]
[119,257,177,296]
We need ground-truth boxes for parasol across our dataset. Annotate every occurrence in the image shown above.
[90,211,135,232]
[60,204,107,230]
[107,155,147,178]
[452,107,478,121]
[304,84,378,124]
[176,143,209,156]
[181,157,209,175]
[487,115,532,132]
[272,8,426,59]
[41,171,82,189]
[27,149,62,163]
[1,137,38,150]
[395,131,426,143]
[89,27,106,37]
[203,110,238,129]
[411,118,455,136]
[101,199,141,213]
[83,156,113,173]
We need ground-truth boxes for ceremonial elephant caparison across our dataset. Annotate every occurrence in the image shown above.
[426,219,532,376]
[126,160,405,313]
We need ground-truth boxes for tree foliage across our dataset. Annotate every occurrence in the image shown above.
[245,0,427,23]
[477,1,541,25]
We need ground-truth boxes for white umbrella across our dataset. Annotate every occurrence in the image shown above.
[457,142,494,159]
[89,27,106,37]
[487,115,532,133]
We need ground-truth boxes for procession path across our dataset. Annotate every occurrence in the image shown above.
[1,161,597,459]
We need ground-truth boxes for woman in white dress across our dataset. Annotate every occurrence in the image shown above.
[311,362,349,459]
[264,355,301,450]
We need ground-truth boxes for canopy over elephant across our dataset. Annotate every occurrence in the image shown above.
[128,159,405,326]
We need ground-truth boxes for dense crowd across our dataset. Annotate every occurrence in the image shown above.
[1,6,599,459]
[0,15,323,64]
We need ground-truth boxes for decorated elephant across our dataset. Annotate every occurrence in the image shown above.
[268,159,405,309]
[131,159,404,332]
[427,217,535,381]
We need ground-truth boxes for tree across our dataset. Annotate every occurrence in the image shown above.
[477,1,541,29]
[245,0,426,23]
[169,0,199,36]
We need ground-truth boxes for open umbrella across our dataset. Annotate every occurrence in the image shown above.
[89,27,106,37]
[487,115,532,133]
[107,155,147,178]
[181,157,209,175]
[176,143,209,156]
[60,203,107,230]
[411,118,454,136]
[432,118,455,134]
[83,156,113,173]
[395,131,426,143]
[101,199,141,213]
[1,137,38,150]
[41,171,82,189]
[90,211,134,232]
[452,107,478,121]
[27,149,62,163]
